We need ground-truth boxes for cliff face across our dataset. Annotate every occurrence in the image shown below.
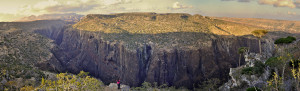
[35,26,273,88]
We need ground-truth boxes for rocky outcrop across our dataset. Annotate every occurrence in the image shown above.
[34,25,277,89]
[219,52,270,91]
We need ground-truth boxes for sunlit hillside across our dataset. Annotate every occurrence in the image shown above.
[73,13,261,36]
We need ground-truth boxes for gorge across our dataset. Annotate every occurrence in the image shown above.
[1,13,299,90]
[34,13,281,88]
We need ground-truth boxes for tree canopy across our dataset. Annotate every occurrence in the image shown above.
[238,47,249,54]
[251,30,268,38]
[274,36,296,44]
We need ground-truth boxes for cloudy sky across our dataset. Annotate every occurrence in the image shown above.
[0,0,299,21]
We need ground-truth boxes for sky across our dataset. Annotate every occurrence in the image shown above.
[0,0,299,21]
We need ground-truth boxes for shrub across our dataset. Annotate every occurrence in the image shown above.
[274,36,296,44]
[141,81,152,89]
[253,61,265,76]
[242,67,254,75]
[246,87,261,91]
[287,36,296,41]
[25,74,32,79]
[265,57,281,68]
[242,61,265,75]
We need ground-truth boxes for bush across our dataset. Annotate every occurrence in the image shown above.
[242,61,265,75]
[25,74,32,79]
[253,61,265,76]
[287,36,296,41]
[274,36,296,44]
[242,67,254,75]
[265,57,281,68]
[246,87,261,91]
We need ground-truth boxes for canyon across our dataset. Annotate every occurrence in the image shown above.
[1,13,299,89]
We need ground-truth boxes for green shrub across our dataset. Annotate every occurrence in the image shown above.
[287,36,296,41]
[253,61,265,76]
[242,67,254,75]
[242,61,265,75]
[265,57,281,68]
[25,74,32,79]
[246,87,261,91]
[141,81,152,89]
[274,36,296,44]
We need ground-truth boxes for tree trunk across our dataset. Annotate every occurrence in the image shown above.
[296,78,299,91]
[259,39,262,54]
[282,62,286,87]
[239,54,241,67]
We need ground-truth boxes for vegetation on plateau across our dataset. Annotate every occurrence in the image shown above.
[74,13,260,36]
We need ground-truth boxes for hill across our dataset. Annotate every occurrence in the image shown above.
[73,12,262,36]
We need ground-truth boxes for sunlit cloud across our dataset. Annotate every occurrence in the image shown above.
[222,0,299,8]
[221,0,253,2]
[0,0,300,21]
[288,11,296,15]
[171,2,192,9]
[17,0,144,16]
[259,0,296,8]
[0,13,24,22]
[18,0,100,15]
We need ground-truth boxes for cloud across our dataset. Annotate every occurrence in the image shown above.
[18,0,99,15]
[288,11,296,15]
[0,13,24,22]
[222,0,300,8]
[172,2,192,9]
[258,0,296,8]
[221,0,235,1]
[296,0,300,8]
[238,0,252,2]
[17,0,143,15]
[221,0,253,2]
[103,0,142,5]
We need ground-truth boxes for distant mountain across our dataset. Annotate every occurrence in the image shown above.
[214,17,300,33]
[17,13,84,22]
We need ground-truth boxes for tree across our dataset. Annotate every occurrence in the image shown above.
[251,30,268,54]
[238,47,249,66]
[37,71,103,91]
[267,72,282,91]
[291,59,300,91]
[274,36,296,44]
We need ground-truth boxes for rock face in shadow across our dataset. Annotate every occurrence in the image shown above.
[36,27,274,89]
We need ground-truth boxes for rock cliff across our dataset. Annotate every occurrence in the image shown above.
[1,15,299,89]
[35,26,272,88]
[32,13,295,89]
